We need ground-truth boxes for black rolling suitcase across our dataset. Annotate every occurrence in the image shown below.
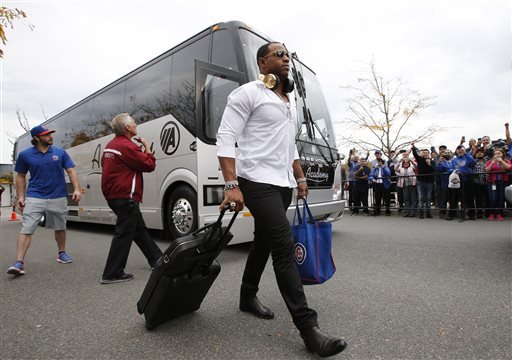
[137,206,238,330]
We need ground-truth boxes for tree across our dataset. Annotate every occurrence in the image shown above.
[15,106,31,131]
[339,61,445,157]
[0,6,33,58]
[6,106,48,162]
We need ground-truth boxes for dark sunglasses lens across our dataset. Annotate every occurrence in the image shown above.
[276,50,288,58]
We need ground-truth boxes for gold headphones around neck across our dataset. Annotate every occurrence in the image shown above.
[259,74,278,89]
[258,73,295,93]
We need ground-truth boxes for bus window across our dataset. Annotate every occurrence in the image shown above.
[125,56,172,125]
[211,29,239,71]
[170,35,210,135]
[66,103,92,147]
[48,113,69,148]
[89,81,126,140]
[238,29,267,80]
[203,74,239,141]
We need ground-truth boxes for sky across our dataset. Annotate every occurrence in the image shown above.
[1,0,510,163]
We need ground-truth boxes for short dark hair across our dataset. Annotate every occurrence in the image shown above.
[256,42,281,64]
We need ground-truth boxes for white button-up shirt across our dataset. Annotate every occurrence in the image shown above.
[217,80,299,188]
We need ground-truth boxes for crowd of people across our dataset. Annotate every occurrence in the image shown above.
[342,123,512,221]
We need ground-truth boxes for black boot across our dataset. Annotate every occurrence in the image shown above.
[240,297,274,319]
[300,327,347,357]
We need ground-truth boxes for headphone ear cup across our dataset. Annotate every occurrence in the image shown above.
[284,77,295,93]
[259,74,280,90]
[270,74,280,90]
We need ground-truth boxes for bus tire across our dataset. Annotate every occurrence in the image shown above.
[165,186,197,240]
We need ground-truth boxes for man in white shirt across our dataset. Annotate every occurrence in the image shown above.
[217,42,346,358]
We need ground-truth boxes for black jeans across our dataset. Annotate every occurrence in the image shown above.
[473,183,489,217]
[354,181,369,214]
[238,177,318,332]
[348,181,356,210]
[373,183,390,214]
[102,199,163,279]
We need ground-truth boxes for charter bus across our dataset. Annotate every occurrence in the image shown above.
[14,21,345,244]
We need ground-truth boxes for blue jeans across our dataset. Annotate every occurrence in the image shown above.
[417,182,433,213]
[489,181,506,216]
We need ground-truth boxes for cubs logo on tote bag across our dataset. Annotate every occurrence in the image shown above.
[291,199,336,285]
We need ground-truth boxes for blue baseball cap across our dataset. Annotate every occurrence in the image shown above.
[30,124,55,138]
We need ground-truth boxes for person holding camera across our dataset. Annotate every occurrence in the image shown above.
[369,158,391,216]
[480,135,493,161]
[465,138,477,154]
[347,150,360,213]
[451,145,476,220]
[436,152,453,219]
[411,145,436,219]
[485,148,511,221]
[353,158,371,215]
[472,149,489,219]
[396,158,417,217]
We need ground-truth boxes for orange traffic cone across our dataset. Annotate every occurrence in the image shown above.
[8,207,19,221]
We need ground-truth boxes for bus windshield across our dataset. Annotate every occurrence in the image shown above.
[238,28,337,150]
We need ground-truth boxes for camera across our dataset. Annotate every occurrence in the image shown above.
[491,139,506,149]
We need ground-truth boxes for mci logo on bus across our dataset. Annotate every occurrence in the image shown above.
[160,121,180,155]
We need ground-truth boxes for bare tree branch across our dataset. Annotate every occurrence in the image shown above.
[340,60,442,157]
[16,106,30,131]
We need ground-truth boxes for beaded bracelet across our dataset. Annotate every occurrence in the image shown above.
[224,180,239,191]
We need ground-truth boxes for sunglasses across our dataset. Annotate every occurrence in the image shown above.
[264,50,290,59]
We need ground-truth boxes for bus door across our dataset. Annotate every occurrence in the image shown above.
[194,60,245,225]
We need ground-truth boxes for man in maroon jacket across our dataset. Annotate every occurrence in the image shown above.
[100,113,163,284]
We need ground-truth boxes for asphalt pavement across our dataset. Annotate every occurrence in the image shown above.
[1,208,511,360]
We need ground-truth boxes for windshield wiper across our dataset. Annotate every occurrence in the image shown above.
[290,51,335,165]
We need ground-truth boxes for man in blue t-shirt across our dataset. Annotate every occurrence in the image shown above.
[7,124,81,276]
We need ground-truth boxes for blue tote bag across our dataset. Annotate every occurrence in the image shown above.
[292,199,336,285]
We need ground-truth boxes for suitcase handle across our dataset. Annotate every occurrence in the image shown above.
[194,205,238,253]
[193,205,238,236]
[219,204,238,239]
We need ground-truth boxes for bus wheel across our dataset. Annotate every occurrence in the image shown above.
[166,186,197,240]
